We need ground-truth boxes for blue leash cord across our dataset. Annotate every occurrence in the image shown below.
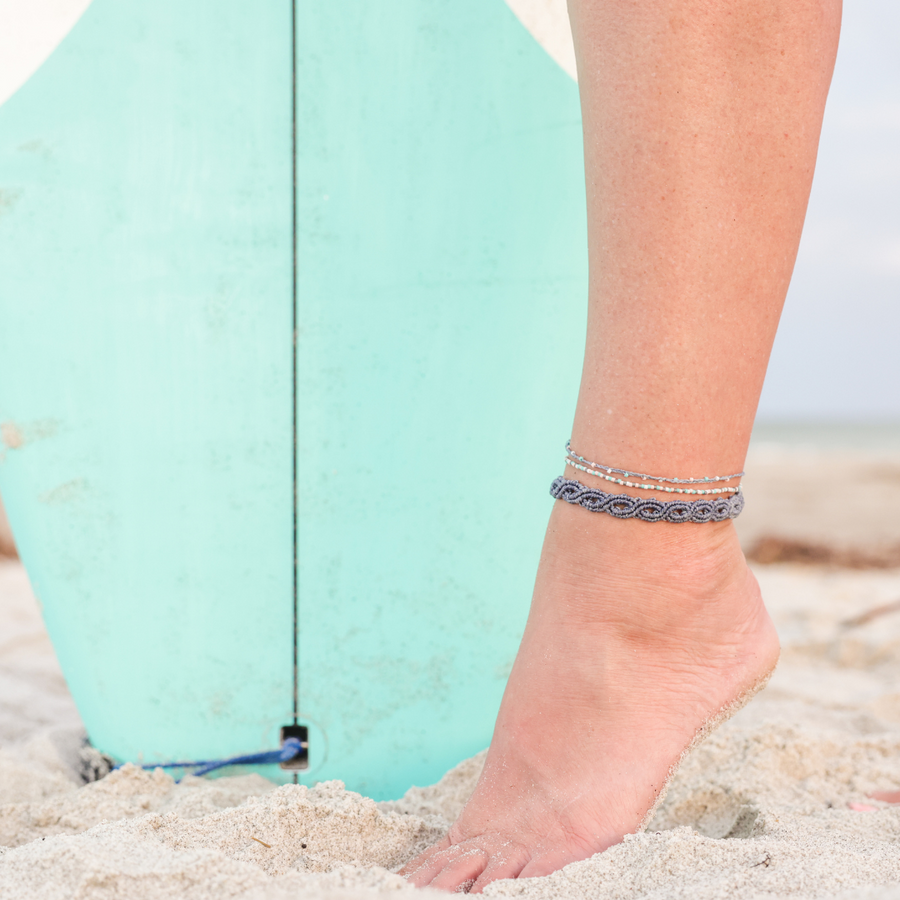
[116,737,305,780]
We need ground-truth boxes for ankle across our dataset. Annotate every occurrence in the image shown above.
[538,503,763,639]
[544,498,745,584]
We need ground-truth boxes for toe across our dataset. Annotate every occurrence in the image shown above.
[517,837,601,881]
[468,843,532,893]
[399,835,452,885]
[427,845,490,892]
[406,836,533,894]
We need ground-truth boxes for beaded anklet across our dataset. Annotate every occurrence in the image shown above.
[550,476,745,523]
[564,459,741,496]
[565,441,744,486]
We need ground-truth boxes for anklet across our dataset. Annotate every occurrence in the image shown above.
[565,441,744,485]
[564,459,741,495]
[550,476,745,523]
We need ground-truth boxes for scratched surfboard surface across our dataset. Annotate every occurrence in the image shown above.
[0,0,585,799]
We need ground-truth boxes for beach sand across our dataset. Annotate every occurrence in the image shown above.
[4,447,900,898]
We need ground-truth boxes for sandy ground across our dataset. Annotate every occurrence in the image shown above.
[4,448,900,898]
[736,445,900,557]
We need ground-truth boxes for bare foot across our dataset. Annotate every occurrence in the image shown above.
[401,498,780,892]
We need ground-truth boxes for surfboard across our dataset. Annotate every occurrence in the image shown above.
[0,0,586,800]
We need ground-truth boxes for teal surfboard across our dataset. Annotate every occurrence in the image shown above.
[0,1,586,799]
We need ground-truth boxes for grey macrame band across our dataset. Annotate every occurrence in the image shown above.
[550,476,744,523]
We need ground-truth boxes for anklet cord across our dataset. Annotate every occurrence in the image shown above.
[550,476,745,523]
[565,441,744,485]
[564,459,741,495]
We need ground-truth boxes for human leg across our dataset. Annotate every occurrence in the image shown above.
[402,0,841,890]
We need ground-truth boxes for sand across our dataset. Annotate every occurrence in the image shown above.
[4,447,900,898]
[735,445,900,558]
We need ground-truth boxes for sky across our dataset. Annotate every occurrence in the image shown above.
[757,0,900,421]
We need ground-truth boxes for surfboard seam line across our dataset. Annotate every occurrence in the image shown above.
[291,0,300,738]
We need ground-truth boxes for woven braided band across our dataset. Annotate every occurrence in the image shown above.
[550,476,744,523]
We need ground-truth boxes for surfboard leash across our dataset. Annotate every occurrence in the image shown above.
[113,736,306,782]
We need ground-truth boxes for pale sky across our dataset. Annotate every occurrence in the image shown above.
[758,0,900,421]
